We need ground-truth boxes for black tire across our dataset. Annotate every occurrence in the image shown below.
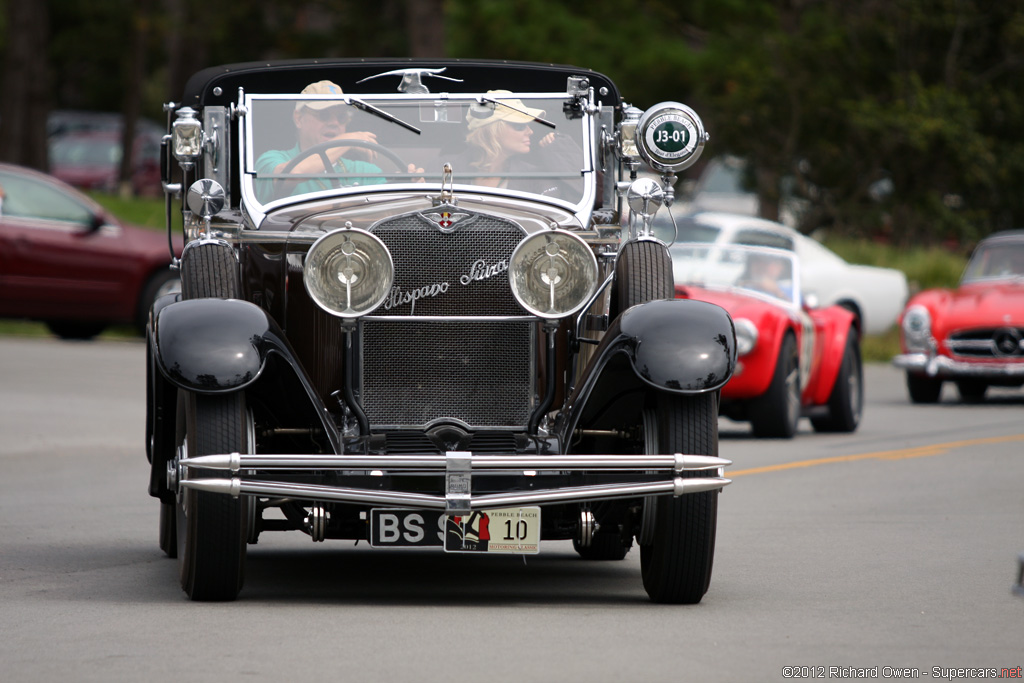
[574,239,673,564]
[749,333,800,438]
[956,380,988,403]
[173,240,246,600]
[179,242,239,299]
[176,392,249,601]
[811,332,863,433]
[906,372,942,404]
[640,393,719,604]
[573,532,633,561]
[46,320,106,340]
[611,240,673,320]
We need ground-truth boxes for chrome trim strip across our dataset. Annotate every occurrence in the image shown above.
[182,452,732,473]
[893,352,1024,378]
[179,475,732,507]
[362,315,537,322]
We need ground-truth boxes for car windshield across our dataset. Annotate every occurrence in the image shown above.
[50,137,121,166]
[962,240,1024,283]
[670,243,800,307]
[243,93,591,209]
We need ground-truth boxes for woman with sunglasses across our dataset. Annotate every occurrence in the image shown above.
[459,90,577,197]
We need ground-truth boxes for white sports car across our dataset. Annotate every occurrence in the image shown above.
[654,210,908,335]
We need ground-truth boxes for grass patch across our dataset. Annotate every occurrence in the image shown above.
[87,191,181,232]
[860,325,900,363]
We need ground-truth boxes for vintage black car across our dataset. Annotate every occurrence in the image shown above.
[146,59,736,603]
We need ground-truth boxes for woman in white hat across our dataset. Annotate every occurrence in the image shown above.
[462,90,558,190]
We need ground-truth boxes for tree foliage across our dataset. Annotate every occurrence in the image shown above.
[1,0,1022,243]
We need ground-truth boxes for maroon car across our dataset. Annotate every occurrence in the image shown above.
[0,162,181,339]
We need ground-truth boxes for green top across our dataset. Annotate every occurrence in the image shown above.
[254,144,385,202]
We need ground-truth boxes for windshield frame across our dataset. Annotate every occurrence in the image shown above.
[239,89,597,215]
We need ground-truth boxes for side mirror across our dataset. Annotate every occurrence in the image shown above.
[84,213,106,235]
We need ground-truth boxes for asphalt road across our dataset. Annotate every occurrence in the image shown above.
[1,336,1021,682]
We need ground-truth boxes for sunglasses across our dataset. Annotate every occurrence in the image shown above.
[305,107,352,125]
[504,121,532,132]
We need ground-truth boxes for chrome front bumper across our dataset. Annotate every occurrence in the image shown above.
[178,452,731,514]
[892,353,1024,379]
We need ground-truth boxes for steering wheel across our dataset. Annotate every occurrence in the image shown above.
[275,139,411,195]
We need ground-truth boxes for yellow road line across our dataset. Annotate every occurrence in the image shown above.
[729,433,1024,477]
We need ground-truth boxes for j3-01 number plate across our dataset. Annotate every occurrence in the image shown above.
[369,507,541,554]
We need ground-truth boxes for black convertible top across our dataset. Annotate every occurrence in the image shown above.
[181,58,621,112]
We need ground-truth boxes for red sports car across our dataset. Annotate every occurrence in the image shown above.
[672,244,863,438]
[0,162,181,339]
[893,230,1024,403]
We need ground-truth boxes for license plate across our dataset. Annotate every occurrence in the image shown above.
[369,507,540,554]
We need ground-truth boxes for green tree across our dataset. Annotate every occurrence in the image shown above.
[687,0,1024,244]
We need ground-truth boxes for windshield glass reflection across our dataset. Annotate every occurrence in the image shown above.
[245,95,589,207]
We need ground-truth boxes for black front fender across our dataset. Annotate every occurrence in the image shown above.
[616,298,736,392]
[154,298,275,393]
[148,298,343,500]
[564,298,735,433]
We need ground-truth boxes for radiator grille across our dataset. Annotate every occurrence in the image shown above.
[948,328,1024,358]
[360,210,535,428]
[361,320,534,428]
[370,212,525,316]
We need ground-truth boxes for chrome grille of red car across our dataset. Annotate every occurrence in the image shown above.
[360,211,535,429]
[948,328,1024,358]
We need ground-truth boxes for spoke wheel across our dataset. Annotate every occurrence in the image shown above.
[811,332,863,433]
[639,393,719,604]
[750,333,800,438]
[175,392,249,601]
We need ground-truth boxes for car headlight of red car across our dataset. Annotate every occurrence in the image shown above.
[509,230,598,319]
[901,305,933,351]
[734,318,759,356]
[304,228,394,319]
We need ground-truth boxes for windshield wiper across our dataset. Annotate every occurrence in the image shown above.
[475,96,557,129]
[346,96,421,135]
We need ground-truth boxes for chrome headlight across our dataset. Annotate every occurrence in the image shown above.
[509,230,599,319]
[901,305,933,351]
[304,229,394,319]
[734,318,759,357]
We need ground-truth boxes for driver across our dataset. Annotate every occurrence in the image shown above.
[254,80,419,201]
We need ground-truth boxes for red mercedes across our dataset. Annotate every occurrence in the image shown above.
[893,230,1024,403]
